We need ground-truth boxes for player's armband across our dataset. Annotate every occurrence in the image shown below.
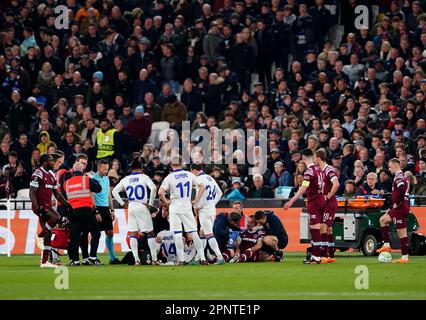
[302,180,310,188]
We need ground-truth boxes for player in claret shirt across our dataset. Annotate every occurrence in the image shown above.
[229,215,266,263]
[314,148,340,263]
[284,148,326,264]
[29,154,72,268]
[377,158,411,263]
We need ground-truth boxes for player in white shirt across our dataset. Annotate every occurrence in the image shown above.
[112,160,158,265]
[158,157,207,265]
[155,230,197,264]
[190,163,225,264]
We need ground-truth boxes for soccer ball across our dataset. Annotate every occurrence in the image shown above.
[378,252,392,263]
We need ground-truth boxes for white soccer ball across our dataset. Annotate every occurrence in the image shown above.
[378,252,392,263]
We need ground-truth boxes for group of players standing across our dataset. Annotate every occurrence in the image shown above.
[284,148,412,264]
[28,147,411,268]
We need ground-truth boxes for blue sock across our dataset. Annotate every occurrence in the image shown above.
[106,236,116,261]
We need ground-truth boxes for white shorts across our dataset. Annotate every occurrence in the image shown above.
[169,211,197,233]
[128,203,153,233]
[198,208,216,234]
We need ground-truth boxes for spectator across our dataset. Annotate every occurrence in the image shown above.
[160,95,187,130]
[248,174,274,198]
[126,106,151,152]
[36,131,55,154]
[80,118,99,146]
[356,172,384,196]
[144,92,162,124]
[7,90,38,137]
[269,161,292,189]
[12,133,33,167]
[10,161,30,197]
[224,177,246,201]
[180,78,203,122]
[342,180,357,198]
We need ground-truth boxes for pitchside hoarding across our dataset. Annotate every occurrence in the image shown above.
[1,208,425,255]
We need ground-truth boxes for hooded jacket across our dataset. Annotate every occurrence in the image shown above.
[37,131,53,153]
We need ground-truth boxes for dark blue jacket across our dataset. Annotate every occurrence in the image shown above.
[263,211,288,244]
[213,213,240,252]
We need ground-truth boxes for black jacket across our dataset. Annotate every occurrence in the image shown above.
[180,89,203,113]
[230,42,255,74]
[263,211,288,244]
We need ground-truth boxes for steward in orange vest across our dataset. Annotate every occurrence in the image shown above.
[63,164,102,265]
[64,172,102,209]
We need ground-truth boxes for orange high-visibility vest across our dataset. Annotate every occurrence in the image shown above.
[64,175,93,209]
[55,169,68,205]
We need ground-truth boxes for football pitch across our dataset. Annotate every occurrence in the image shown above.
[1,252,425,300]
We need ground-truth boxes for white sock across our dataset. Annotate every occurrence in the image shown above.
[173,232,185,262]
[147,237,158,262]
[207,236,223,260]
[402,254,408,260]
[201,237,207,250]
[191,232,206,261]
[51,249,59,261]
[130,237,140,262]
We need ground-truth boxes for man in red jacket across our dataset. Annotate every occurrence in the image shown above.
[125,105,151,152]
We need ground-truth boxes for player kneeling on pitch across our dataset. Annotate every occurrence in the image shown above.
[230,215,272,263]
[377,158,411,263]
[190,163,225,265]
[254,210,288,262]
[112,160,159,265]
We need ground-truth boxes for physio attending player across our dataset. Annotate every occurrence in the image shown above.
[377,158,411,263]
[213,211,242,262]
[158,157,207,265]
[190,163,224,264]
[93,159,120,264]
[29,153,72,268]
[314,148,340,263]
[112,160,158,265]
[284,148,325,264]
[254,210,288,262]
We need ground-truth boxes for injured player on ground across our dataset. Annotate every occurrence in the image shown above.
[229,215,273,263]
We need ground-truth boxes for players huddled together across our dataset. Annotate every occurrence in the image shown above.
[28,144,412,267]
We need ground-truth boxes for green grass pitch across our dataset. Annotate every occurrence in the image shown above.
[1,252,425,300]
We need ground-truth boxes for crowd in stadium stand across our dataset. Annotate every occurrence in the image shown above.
[0,0,426,201]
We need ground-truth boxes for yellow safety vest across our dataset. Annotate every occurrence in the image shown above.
[96,128,116,159]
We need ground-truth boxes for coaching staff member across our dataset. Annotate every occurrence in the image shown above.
[254,210,288,262]
[64,162,102,266]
